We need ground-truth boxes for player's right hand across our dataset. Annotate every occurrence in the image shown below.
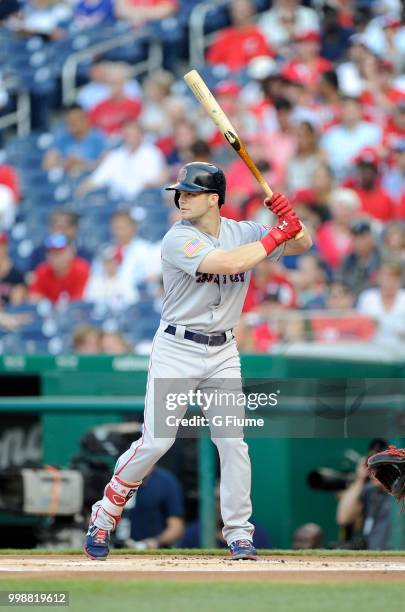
[264,192,293,217]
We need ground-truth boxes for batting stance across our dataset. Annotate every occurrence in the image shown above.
[85,162,312,560]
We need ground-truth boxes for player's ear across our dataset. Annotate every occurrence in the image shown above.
[208,193,220,208]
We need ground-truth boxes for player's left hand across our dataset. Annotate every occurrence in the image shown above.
[264,193,293,217]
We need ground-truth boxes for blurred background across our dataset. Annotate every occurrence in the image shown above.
[0,0,405,552]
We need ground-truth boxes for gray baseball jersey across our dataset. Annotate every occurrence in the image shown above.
[161,218,284,332]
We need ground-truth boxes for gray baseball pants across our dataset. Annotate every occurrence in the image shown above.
[91,320,254,545]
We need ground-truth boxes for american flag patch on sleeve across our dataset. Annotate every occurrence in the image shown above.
[182,238,207,257]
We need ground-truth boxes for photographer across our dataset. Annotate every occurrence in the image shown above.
[336,440,392,550]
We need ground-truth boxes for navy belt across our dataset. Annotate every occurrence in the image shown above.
[164,325,228,346]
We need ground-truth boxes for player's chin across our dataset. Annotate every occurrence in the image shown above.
[180,209,192,218]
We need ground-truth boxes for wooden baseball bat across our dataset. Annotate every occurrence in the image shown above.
[184,69,304,239]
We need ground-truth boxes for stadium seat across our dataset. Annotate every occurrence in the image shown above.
[4,303,42,316]
[252,0,271,12]
[126,314,161,343]
[204,4,230,35]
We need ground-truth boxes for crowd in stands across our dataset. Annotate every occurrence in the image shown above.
[0,0,405,354]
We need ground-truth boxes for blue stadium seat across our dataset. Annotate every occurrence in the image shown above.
[252,0,271,11]
[19,169,49,190]
[0,334,27,355]
[133,188,166,209]
[5,134,40,155]
[79,213,110,249]
[25,338,56,354]
[137,299,160,317]
[71,190,113,212]
[179,0,204,16]
[204,4,230,35]
[55,301,96,332]
[138,224,167,243]
[23,185,57,203]
[136,281,155,299]
[4,304,42,316]
[118,301,161,334]
[126,314,161,343]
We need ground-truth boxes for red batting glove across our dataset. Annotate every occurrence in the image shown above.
[264,192,293,217]
[260,211,302,255]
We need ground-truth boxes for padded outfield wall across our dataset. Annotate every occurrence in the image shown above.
[0,349,404,548]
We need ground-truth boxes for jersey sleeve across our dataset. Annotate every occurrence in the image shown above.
[162,228,216,277]
[238,221,285,261]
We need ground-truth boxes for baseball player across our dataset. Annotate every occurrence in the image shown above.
[84,162,312,560]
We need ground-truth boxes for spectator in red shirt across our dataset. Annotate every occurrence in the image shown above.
[281,31,333,92]
[346,148,395,222]
[29,235,90,304]
[206,0,273,72]
[89,69,142,137]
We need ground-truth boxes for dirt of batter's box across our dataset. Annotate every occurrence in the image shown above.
[2,555,405,583]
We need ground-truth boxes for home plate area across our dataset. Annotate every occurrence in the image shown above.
[2,554,405,582]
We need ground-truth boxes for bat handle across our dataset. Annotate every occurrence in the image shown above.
[258,178,273,199]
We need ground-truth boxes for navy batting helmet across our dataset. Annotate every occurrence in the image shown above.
[165,162,226,208]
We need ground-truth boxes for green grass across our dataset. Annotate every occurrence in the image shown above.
[2,579,405,612]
